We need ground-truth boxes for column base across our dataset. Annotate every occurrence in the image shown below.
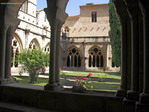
[136,102,149,112]
[123,98,136,112]
[0,77,16,85]
[139,93,149,104]
[44,83,63,91]
[126,90,140,100]
[115,88,127,97]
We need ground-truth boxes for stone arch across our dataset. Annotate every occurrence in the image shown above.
[66,45,82,67]
[88,45,104,68]
[12,33,23,50]
[11,33,23,67]
[29,38,40,49]
[44,42,50,53]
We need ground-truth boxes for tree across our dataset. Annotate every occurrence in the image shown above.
[17,49,49,83]
[109,0,121,67]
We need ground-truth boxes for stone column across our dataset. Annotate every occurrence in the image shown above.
[113,0,129,97]
[126,17,131,91]
[12,47,16,68]
[139,0,149,105]
[25,29,30,49]
[55,23,62,85]
[125,1,140,100]
[44,0,69,91]
[0,27,6,82]
[0,0,25,84]
[138,14,144,93]
[136,1,149,112]
[5,27,13,79]
[116,15,128,97]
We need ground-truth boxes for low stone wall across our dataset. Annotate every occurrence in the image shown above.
[0,83,123,112]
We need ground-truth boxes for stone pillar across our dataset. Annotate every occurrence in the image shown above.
[0,0,25,84]
[126,17,132,91]
[138,0,149,105]
[5,27,13,79]
[113,0,129,97]
[116,15,128,97]
[125,1,140,100]
[138,14,144,93]
[12,47,16,68]
[55,24,62,85]
[136,1,149,112]
[0,26,6,82]
[25,29,30,49]
[44,0,69,91]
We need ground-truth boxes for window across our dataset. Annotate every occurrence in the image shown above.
[91,12,97,22]
[44,43,50,53]
[29,39,40,49]
[89,47,103,67]
[11,37,20,67]
[20,0,28,13]
[67,48,81,67]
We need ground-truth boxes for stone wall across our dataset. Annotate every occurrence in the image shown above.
[0,83,123,112]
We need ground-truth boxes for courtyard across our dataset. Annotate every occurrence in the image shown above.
[13,71,121,92]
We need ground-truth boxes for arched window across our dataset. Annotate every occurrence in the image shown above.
[67,48,81,67]
[11,36,21,67]
[44,43,50,53]
[89,47,103,67]
[29,39,40,49]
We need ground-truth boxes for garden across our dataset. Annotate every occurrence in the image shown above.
[13,49,121,92]
[13,71,121,92]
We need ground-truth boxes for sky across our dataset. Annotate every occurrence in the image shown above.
[37,0,110,15]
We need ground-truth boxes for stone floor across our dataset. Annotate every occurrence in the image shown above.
[0,101,57,112]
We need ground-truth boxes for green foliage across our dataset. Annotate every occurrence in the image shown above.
[17,49,49,83]
[109,0,121,67]
[82,80,93,90]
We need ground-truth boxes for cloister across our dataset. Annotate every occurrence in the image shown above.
[0,0,149,112]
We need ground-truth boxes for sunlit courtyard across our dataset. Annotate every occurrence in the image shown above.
[13,71,120,92]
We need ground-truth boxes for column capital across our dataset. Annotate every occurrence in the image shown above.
[25,29,30,35]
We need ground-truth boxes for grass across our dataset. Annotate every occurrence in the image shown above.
[14,76,48,86]
[13,71,121,92]
[60,71,121,79]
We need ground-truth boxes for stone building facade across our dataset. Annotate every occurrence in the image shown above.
[11,0,115,73]
[11,0,50,73]
[1,0,149,112]
[61,3,113,71]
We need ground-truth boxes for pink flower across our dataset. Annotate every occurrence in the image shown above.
[87,73,92,78]
[82,77,89,80]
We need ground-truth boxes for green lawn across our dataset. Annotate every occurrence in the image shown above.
[60,71,121,79]
[13,71,121,92]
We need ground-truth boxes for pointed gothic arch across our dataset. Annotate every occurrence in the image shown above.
[88,45,104,68]
[11,33,23,67]
[66,46,82,67]
[29,38,40,49]
[44,42,50,53]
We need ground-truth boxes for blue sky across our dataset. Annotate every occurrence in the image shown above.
[37,0,110,15]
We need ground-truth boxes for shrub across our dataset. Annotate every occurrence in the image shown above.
[17,49,49,83]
